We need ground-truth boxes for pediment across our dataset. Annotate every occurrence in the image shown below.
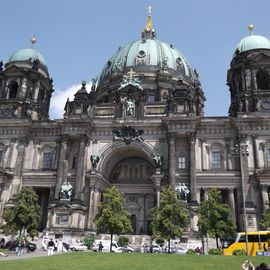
[251,169,270,182]
[117,84,143,94]
[248,52,270,64]
[3,65,24,75]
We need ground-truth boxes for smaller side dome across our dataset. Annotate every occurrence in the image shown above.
[234,35,270,57]
[9,48,47,67]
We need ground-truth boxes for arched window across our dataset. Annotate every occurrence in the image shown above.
[256,70,270,90]
[8,81,18,99]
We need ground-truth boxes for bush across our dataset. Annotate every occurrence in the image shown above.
[232,249,247,256]
[208,248,222,255]
[186,249,196,255]
[84,235,95,250]
[117,236,129,247]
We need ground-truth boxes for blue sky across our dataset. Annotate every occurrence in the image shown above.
[1,0,270,119]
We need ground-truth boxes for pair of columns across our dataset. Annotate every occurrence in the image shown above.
[168,132,197,202]
[54,136,87,201]
[88,181,102,230]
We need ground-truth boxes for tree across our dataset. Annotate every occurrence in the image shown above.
[197,189,236,248]
[84,235,96,250]
[94,186,132,252]
[260,209,270,230]
[151,186,188,253]
[1,187,41,237]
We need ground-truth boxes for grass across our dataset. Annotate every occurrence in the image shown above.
[1,253,270,270]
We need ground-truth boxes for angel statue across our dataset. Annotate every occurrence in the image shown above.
[90,155,100,170]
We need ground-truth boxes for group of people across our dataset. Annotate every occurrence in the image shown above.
[42,238,67,256]
[242,260,270,270]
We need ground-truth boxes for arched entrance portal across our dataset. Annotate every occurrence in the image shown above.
[110,156,155,234]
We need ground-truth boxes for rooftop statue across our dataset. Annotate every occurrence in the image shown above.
[125,98,135,116]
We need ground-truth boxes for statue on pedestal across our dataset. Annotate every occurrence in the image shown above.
[153,153,162,168]
[175,183,190,202]
[90,155,100,170]
[125,98,135,115]
[59,182,73,200]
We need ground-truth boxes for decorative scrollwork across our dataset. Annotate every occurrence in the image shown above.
[112,126,144,145]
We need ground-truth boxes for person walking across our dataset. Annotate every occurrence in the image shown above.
[17,239,25,256]
[47,238,55,256]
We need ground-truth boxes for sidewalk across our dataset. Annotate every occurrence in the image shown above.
[0,250,63,261]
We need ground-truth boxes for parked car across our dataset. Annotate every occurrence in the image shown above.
[5,240,36,252]
[175,247,188,254]
[70,243,88,251]
[92,240,122,253]
[119,245,135,253]
[145,244,162,253]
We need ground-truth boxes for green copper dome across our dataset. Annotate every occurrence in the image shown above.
[234,35,270,57]
[9,48,47,67]
[99,38,195,84]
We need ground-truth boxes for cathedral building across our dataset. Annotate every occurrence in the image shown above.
[1,12,270,237]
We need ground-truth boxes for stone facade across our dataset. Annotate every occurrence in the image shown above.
[1,18,270,237]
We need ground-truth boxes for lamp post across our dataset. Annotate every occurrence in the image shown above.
[231,143,249,255]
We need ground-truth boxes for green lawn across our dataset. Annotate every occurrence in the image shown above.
[1,253,270,270]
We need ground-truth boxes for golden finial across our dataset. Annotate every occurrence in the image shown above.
[31,36,36,47]
[145,5,153,32]
[248,24,254,35]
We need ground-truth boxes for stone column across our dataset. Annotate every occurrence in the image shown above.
[75,136,87,200]
[252,135,259,170]
[14,138,28,177]
[93,185,101,219]
[200,138,206,170]
[188,133,197,203]
[6,138,16,169]
[197,188,201,204]
[152,173,162,208]
[228,188,236,224]
[54,137,68,199]
[225,138,232,170]
[88,183,96,230]
[261,185,269,211]
[203,188,208,201]
[168,133,176,187]
[11,138,28,195]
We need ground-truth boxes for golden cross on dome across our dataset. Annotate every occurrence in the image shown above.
[147,5,153,16]
[127,68,136,79]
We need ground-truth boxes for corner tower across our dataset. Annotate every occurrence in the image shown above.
[0,37,54,121]
[227,25,270,117]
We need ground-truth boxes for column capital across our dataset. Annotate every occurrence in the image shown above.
[167,132,176,141]
[261,184,268,192]
[16,137,29,147]
[187,132,196,144]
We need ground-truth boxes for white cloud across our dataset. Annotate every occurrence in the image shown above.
[49,83,92,119]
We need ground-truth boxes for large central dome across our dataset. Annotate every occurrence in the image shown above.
[98,13,196,86]
[99,39,195,83]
